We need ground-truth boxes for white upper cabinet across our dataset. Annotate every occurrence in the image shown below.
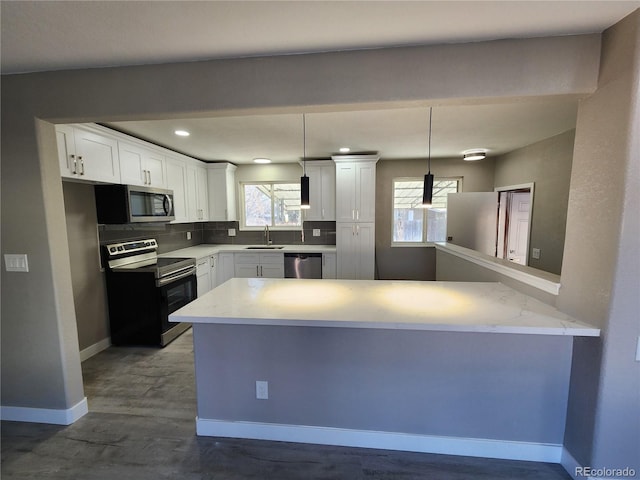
[303,160,336,221]
[207,163,237,221]
[56,124,121,183]
[187,162,209,222]
[166,157,189,223]
[333,155,378,223]
[118,142,167,188]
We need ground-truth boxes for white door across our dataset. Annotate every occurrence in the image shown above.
[335,164,356,222]
[446,192,499,257]
[166,159,189,223]
[336,223,357,279]
[355,162,376,222]
[355,223,375,279]
[118,142,146,186]
[74,129,121,183]
[506,192,530,264]
[145,151,167,188]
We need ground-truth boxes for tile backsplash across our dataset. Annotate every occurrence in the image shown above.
[98,221,335,253]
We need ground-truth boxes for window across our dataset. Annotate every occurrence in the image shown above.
[392,178,460,243]
[242,183,302,229]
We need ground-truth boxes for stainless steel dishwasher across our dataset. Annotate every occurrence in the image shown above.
[284,253,323,279]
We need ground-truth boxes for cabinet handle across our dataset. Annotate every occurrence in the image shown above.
[71,154,77,174]
[147,170,152,185]
[322,208,325,219]
[357,225,360,236]
[256,265,259,277]
[352,209,355,220]
[352,225,355,236]
[260,266,263,277]
[79,156,85,175]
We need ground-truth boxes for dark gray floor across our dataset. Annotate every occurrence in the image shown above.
[2,329,571,479]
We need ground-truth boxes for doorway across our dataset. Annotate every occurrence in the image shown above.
[496,184,534,265]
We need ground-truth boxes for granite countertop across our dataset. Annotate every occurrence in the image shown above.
[170,278,600,337]
[160,244,336,259]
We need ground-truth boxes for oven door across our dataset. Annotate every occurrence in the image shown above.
[158,270,196,346]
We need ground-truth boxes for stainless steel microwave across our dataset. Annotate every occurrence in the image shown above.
[94,185,175,224]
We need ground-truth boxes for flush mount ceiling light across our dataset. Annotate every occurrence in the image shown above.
[253,158,271,164]
[300,114,310,210]
[339,147,351,153]
[463,150,487,161]
[174,130,190,137]
[422,107,434,208]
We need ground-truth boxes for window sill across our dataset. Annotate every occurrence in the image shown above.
[391,242,437,248]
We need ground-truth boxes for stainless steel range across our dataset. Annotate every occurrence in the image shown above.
[103,238,196,347]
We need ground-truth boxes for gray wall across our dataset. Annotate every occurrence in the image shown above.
[62,183,109,351]
[559,12,640,473]
[195,324,573,444]
[375,157,495,280]
[494,130,575,275]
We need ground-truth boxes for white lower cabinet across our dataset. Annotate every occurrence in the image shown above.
[322,252,337,279]
[336,223,375,280]
[196,256,211,297]
[234,252,284,278]
[217,253,235,285]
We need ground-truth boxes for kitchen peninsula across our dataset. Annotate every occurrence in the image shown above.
[170,278,599,463]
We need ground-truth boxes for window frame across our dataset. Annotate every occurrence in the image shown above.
[240,181,303,231]
[391,176,462,246]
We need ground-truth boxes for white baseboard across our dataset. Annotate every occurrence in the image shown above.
[562,448,583,479]
[196,418,562,463]
[1,397,88,425]
[80,338,111,362]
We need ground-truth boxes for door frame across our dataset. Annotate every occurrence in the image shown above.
[494,183,534,265]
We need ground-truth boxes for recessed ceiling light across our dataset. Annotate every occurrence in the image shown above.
[174,130,190,137]
[462,149,487,161]
[339,147,351,153]
[253,158,271,164]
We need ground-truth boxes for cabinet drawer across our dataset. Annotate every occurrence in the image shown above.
[234,253,260,264]
[259,253,284,264]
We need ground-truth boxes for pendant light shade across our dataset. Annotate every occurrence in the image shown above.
[301,174,310,209]
[422,172,434,207]
[300,114,310,210]
[422,107,434,208]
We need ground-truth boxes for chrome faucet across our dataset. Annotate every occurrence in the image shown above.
[264,225,272,245]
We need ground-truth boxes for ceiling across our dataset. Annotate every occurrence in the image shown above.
[2,1,638,163]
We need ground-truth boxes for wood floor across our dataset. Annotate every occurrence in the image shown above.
[1,329,571,479]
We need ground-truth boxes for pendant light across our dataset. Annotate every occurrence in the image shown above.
[300,114,310,210]
[422,107,434,208]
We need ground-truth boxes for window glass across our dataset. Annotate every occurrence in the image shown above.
[243,183,302,228]
[392,178,460,243]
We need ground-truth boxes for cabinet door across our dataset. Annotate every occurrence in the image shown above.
[335,164,357,222]
[56,125,77,178]
[235,263,259,278]
[196,257,211,297]
[118,142,146,186]
[355,162,376,222]
[322,252,337,279]
[218,253,235,285]
[355,223,375,280]
[261,264,284,278]
[305,165,323,221]
[196,166,209,220]
[320,165,336,220]
[166,158,189,223]
[336,223,357,279]
[209,254,218,289]
[186,166,200,221]
[145,151,167,188]
[74,129,120,183]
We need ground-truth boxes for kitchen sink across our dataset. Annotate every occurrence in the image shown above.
[245,246,285,249]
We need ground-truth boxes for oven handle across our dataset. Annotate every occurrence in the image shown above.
[156,266,196,287]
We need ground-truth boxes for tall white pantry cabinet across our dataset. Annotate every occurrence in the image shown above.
[333,155,379,280]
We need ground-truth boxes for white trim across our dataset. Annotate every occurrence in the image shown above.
[1,397,88,425]
[435,242,561,295]
[79,337,111,362]
[562,448,584,480]
[196,418,562,463]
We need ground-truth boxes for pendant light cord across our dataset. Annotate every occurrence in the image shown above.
[428,107,432,174]
[303,113,307,176]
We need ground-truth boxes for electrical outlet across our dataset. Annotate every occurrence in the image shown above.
[532,248,541,260]
[186,232,192,240]
[4,254,29,272]
[256,380,269,400]
[313,229,321,237]
[228,228,236,237]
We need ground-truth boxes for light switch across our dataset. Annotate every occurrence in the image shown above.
[532,248,541,260]
[4,254,29,272]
